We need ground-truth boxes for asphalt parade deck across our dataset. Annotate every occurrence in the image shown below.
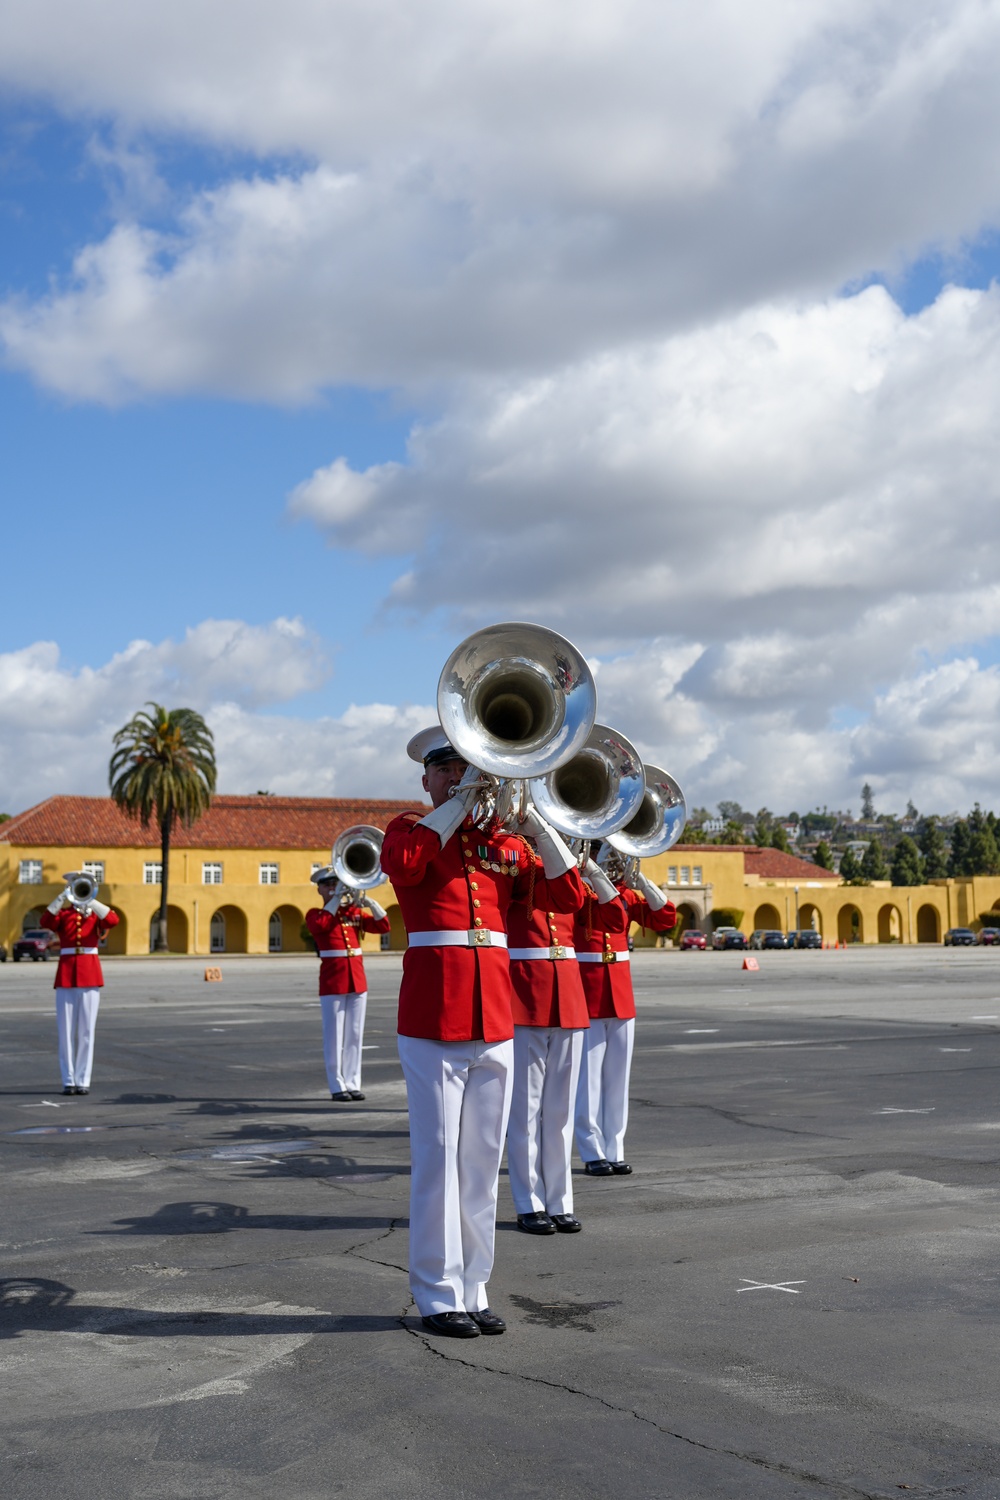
[3,947,1000,1499]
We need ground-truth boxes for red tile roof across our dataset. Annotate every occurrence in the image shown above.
[0,795,429,851]
[675,844,839,880]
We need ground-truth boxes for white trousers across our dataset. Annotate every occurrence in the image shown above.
[575,1016,635,1164]
[320,992,367,1093]
[397,1034,514,1317]
[507,1026,583,1216]
[55,988,101,1088]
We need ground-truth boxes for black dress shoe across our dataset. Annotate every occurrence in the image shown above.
[330,1091,354,1101]
[468,1308,506,1334]
[350,1091,365,1100]
[583,1159,613,1176]
[62,1086,75,1095]
[551,1214,582,1233]
[75,1087,89,1096]
[610,1161,632,1175]
[517,1212,556,1235]
[421,1311,480,1338]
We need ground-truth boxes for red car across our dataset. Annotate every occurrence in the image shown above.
[12,928,60,962]
[680,929,707,950]
[976,928,1000,946]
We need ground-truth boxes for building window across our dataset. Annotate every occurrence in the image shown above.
[143,863,162,885]
[667,866,678,885]
[269,912,282,952]
[82,860,105,885]
[680,866,690,885]
[19,860,43,884]
[259,863,279,885]
[692,866,703,885]
[210,912,226,952]
[202,862,223,885]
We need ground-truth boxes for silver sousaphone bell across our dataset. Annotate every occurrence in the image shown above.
[606,764,688,880]
[437,621,598,827]
[529,722,646,845]
[62,871,99,911]
[330,825,387,892]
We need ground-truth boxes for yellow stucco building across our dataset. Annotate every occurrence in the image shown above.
[3,798,1000,955]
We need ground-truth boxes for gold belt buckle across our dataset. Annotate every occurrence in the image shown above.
[602,951,615,964]
[551,945,565,960]
[471,929,489,946]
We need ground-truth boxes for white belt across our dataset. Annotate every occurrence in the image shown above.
[577,950,630,964]
[60,948,98,956]
[408,929,508,949]
[319,949,362,958]
[509,946,576,961]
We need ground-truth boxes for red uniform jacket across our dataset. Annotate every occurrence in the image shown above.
[305,902,391,995]
[40,906,119,989]
[573,885,676,1020]
[507,879,589,1030]
[381,811,585,1043]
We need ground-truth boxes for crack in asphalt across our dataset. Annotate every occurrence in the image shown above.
[343,1216,407,1274]
[633,1099,844,1140]
[400,1322,892,1499]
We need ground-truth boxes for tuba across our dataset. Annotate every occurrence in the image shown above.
[437,622,597,827]
[330,825,387,892]
[605,764,688,882]
[63,871,99,911]
[528,722,646,847]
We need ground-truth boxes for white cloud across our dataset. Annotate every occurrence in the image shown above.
[4,3,1000,398]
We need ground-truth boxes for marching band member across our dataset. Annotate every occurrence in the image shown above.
[574,848,676,1176]
[505,857,618,1235]
[306,871,390,1101]
[40,877,119,1095]
[382,727,584,1339]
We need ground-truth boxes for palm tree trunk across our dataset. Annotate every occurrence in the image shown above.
[155,813,172,951]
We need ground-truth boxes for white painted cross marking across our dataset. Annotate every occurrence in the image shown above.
[737,1279,804,1294]
[875,1107,934,1114]
[21,1101,60,1109]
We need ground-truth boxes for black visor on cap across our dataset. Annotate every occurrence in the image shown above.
[423,743,464,768]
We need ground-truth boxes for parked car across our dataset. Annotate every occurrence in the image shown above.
[12,928,60,961]
[943,928,976,946]
[976,927,1000,946]
[749,929,787,950]
[680,929,707,950]
[712,927,748,950]
[789,929,823,949]
[0,941,6,962]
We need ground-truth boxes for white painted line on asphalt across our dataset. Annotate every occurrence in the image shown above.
[971,1015,998,1020]
[875,1107,935,1114]
[362,1045,379,1050]
[939,1047,972,1052]
[20,1100,61,1108]
[737,1279,804,1294]
[684,1029,719,1034]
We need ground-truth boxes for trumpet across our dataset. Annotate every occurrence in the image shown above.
[330,825,387,893]
[62,871,99,911]
[437,621,597,829]
[529,722,646,849]
[604,764,688,884]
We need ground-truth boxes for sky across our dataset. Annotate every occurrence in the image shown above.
[3,0,1000,821]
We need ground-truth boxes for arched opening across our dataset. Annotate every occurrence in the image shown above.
[21,908,42,932]
[799,902,821,935]
[838,905,863,944]
[209,905,248,954]
[754,902,782,930]
[674,902,699,934]
[149,906,189,953]
[102,908,128,955]
[386,904,407,951]
[269,904,307,953]
[877,904,902,944]
[916,904,940,944]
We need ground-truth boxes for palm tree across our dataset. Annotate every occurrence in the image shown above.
[109,703,216,952]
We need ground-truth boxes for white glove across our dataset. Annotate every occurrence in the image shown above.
[323,883,348,914]
[90,900,111,920]
[47,887,71,915]
[363,897,387,920]
[417,774,479,846]
[520,808,576,878]
[634,871,668,910]
[584,859,619,904]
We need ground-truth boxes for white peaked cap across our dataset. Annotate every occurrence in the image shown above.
[406,725,462,765]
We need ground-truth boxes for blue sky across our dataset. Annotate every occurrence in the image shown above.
[3,2,1000,817]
